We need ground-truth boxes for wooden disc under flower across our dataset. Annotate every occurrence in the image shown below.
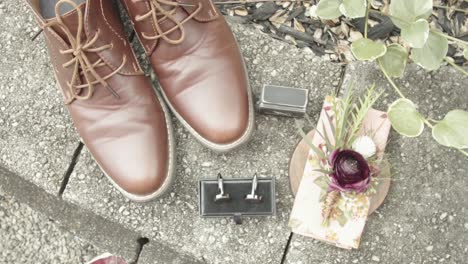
[288,130,391,215]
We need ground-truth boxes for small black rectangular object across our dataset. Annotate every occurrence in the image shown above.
[258,85,308,117]
[198,177,276,222]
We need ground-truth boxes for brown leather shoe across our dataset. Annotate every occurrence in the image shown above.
[122,0,254,152]
[26,0,175,202]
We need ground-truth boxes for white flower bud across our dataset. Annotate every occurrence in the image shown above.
[352,136,376,159]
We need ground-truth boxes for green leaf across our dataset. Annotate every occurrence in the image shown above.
[339,0,367,18]
[295,120,325,158]
[389,0,432,29]
[319,190,328,203]
[313,169,333,175]
[314,176,330,190]
[324,110,336,139]
[378,44,408,78]
[314,121,334,150]
[432,110,468,149]
[401,19,429,48]
[335,209,348,226]
[411,31,448,71]
[351,38,387,61]
[387,98,424,137]
[316,0,342,19]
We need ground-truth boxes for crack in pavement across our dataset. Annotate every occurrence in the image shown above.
[58,141,84,197]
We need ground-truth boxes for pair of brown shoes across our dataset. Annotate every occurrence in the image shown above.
[26,0,254,202]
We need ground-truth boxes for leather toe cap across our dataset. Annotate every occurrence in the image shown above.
[94,124,170,196]
[172,80,250,145]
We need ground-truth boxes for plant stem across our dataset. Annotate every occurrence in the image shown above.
[433,5,468,14]
[364,0,371,39]
[379,58,468,157]
[431,29,468,46]
[458,148,468,157]
[377,60,406,99]
[423,119,434,129]
[444,57,468,76]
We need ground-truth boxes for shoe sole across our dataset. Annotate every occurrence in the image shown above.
[79,88,176,203]
[157,43,255,153]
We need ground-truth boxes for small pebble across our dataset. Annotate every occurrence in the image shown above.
[440,213,448,220]
[371,256,380,262]
[208,236,215,244]
[201,162,212,167]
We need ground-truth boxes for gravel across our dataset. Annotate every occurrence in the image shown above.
[0,0,79,195]
[0,188,98,264]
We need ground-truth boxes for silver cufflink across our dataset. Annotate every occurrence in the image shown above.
[245,174,263,203]
[214,173,230,203]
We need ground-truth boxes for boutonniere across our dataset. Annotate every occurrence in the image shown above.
[305,85,390,227]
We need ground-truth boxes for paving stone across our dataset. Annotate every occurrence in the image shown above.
[138,242,205,264]
[284,62,468,264]
[0,186,97,264]
[1,165,195,263]
[0,1,79,194]
[62,20,342,264]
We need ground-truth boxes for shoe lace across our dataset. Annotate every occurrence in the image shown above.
[43,0,124,103]
[131,0,202,45]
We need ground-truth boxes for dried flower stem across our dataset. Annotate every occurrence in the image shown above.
[322,191,340,225]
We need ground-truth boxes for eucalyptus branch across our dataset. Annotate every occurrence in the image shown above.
[444,57,468,76]
[379,59,468,157]
[377,59,406,99]
[433,5,468,14]
[364,0,371,39]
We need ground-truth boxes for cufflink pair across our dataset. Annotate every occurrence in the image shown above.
[215,173,263,203]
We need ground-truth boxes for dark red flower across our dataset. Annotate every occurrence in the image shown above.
[328,149,370,193]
